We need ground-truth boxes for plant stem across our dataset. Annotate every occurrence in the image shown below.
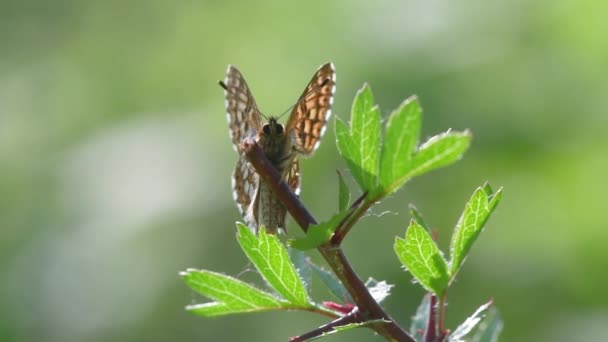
[426,294,437,342]
[242,140,414,342]
[332,196,373,244]
[290,310,359,342]
[438,291,448,338]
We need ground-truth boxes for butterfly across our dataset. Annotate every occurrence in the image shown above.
[220,63,336,234]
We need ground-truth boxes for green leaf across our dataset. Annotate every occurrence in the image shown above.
[335,84,381,191]
[379,96,421,191]
[394,220,449,296]
[335,118,357,173]
[409,204,430,232]
[449,301,503,342]
[337,171,350,211]
[288,247,312,292]
[237,223,310,306]
[449,185,503,276]
[310,262,352,303]
[407,131,472,180]
[410,294,431,342]
[351,84,381,189]
[289,210,349,250]
[181,269,285,317]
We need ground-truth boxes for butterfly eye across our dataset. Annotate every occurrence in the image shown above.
[262,124,271,135]
[275,124,284,135]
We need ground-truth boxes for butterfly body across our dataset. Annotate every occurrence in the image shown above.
[222,63,335,234]
[258,118,294,172]
[254,118,296,232]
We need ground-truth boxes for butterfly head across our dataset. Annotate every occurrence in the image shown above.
[258,117,292,166]
[262,117,284,138]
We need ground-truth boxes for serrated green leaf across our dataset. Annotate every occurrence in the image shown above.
[351,84,381,189]
[335,84,381,191]
[335,117,360,163]
[410,294,431,342]
[288,247,312,292]
[407,131,471,180]
[449,301,503,342]
[380,96,421,191]
[310,262,352,303]
[335,118,364,191]
[289,210,349,250]
[394,220,449,296]
[237,223,310,306]
[449,186,503,276]
[337,171,350,211]
[181,269,285,317]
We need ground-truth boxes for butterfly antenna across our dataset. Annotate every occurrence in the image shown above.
[218,80,270,120]
[276,78,330,120]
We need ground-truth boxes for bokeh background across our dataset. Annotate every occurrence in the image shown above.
[2,1,607,341]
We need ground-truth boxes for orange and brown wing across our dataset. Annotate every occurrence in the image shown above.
[287,158,301,196]
[286,63,336,156]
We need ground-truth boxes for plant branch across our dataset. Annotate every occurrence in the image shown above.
[425,294,437,342]
[290,309,359,342]
[241,140,414,342]
[438,291,448,339]
[332,189,385,244]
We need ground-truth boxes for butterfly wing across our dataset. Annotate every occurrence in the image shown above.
[224,65,263,221]
[223,65,263,150]
[232,157,259,220]
[286,62,336,156]
[287,158,301,196]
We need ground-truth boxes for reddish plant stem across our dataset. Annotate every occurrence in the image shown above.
[290,310,359,342]
[241,140,414,342]
[425,294,437,342]
[438,291,448,339]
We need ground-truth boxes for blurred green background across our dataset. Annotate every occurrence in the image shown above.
[1,0,607,341]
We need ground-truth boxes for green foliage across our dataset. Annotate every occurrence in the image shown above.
[181,269,286,316]
[182,225,344,318]
[395,184,502,296]
[289,211,349,250]
[379,96,421,191]
[287,171,352,250]
[395,220,450,296]
[336,84,471,199]
[337,171,350,212]
[407,131,471,181]
[449,184,503,276]
[335,84,381,191]
[237,223,310,306]
[288,247,312,292]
